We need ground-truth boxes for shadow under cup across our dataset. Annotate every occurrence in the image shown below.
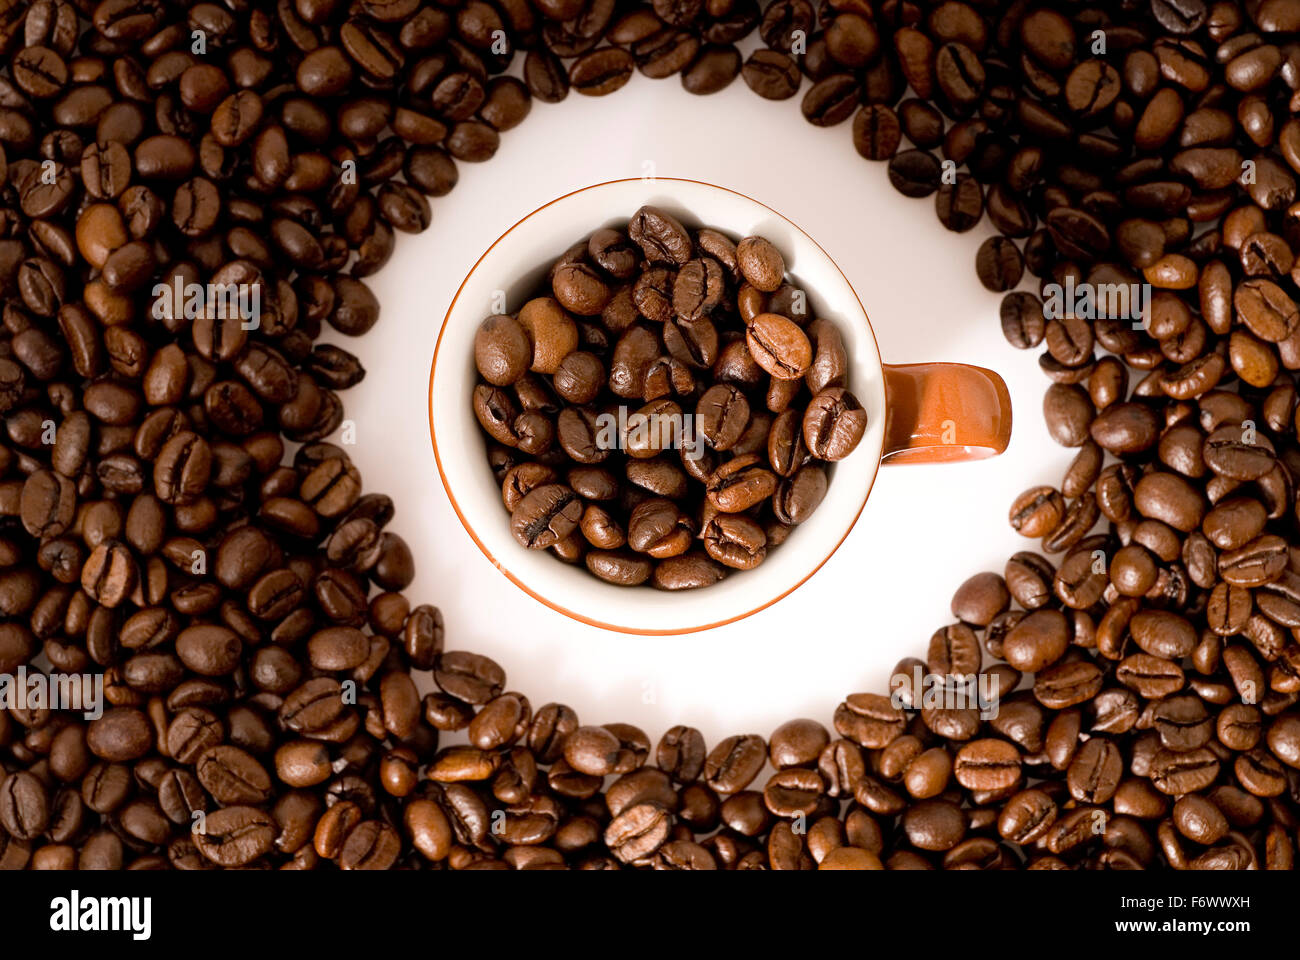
[431,181,890,635]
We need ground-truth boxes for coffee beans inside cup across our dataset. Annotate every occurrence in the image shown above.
[470,206,868,589]
[2,0,1300,875]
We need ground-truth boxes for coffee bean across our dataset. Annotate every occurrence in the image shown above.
[1152,0,1207,34]
[801,388,866,461]
[694,384,749,452]
[195,806,274,867]
[682,45,741,95]
[521,49,568,103]
[746,313,811,380]
[196,745,272,805]
[652,551,726,590]
[174,623,243,676]
[570,47,635,96]
[1235,279,1299,342]
[975,237,1024,292]
[1007,486,1064,539]
[741,49,800,100]
[1003,609,1068,672]
[339,820,401,870]
[274,740,332,789]
[847,104,899,160]
[888,149,942,198]
[954,739,1021,792]
[1150,747,1220,795]
[998,292,1045,349]
[773,464,827,525]
[0,772,50,841]
[704,455,775,513]
[935,43,984,117]
[605,802,670,862]
[87,708,153,762]
[0,0,1292,879]
[20,469,75,538]
[475,315,531,386]
[1043,383,1093,447]
[1154,696,1213,752]
[935,174,984,232]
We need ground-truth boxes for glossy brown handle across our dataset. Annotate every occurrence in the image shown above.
[882,362,1012,465]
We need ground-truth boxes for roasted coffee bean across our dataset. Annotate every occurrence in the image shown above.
[196,745,272,805]
[683,46,741,95]
[570,47,635,96]
[0,0,1292,880]
[706,455,777,513]
[194,806,274,867]
[888,149,942,198]
[953,739,1021,793]
[0,772,49,841]
[852,105,901,161]
[703,513,767,569]
[1000,292,1045,349]
[802,74,859,127]
[935,175,984,232]
[1043,384,1093,447]
[747,313,811,380]
[742,49,801,100]
[802,388,867,461]
[651,551,726,590]
[975,237,1023,292]
[510,484,582,549]
[736,237,784,293]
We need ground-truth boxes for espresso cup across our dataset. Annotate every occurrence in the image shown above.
[429,178,1012,634]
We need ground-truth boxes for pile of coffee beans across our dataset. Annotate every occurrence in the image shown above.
[2,0,1300,871]
[472,207,866,589]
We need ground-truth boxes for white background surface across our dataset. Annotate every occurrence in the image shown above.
[329,68,1072,744]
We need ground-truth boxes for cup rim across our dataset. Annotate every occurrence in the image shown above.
[428,177,886,634]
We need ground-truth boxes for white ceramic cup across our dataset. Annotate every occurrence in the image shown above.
[430,178,1012,634]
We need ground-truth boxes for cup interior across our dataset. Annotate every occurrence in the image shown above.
[430,178,887,634]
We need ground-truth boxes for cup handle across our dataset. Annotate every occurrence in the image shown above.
[881,362,1013,465]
